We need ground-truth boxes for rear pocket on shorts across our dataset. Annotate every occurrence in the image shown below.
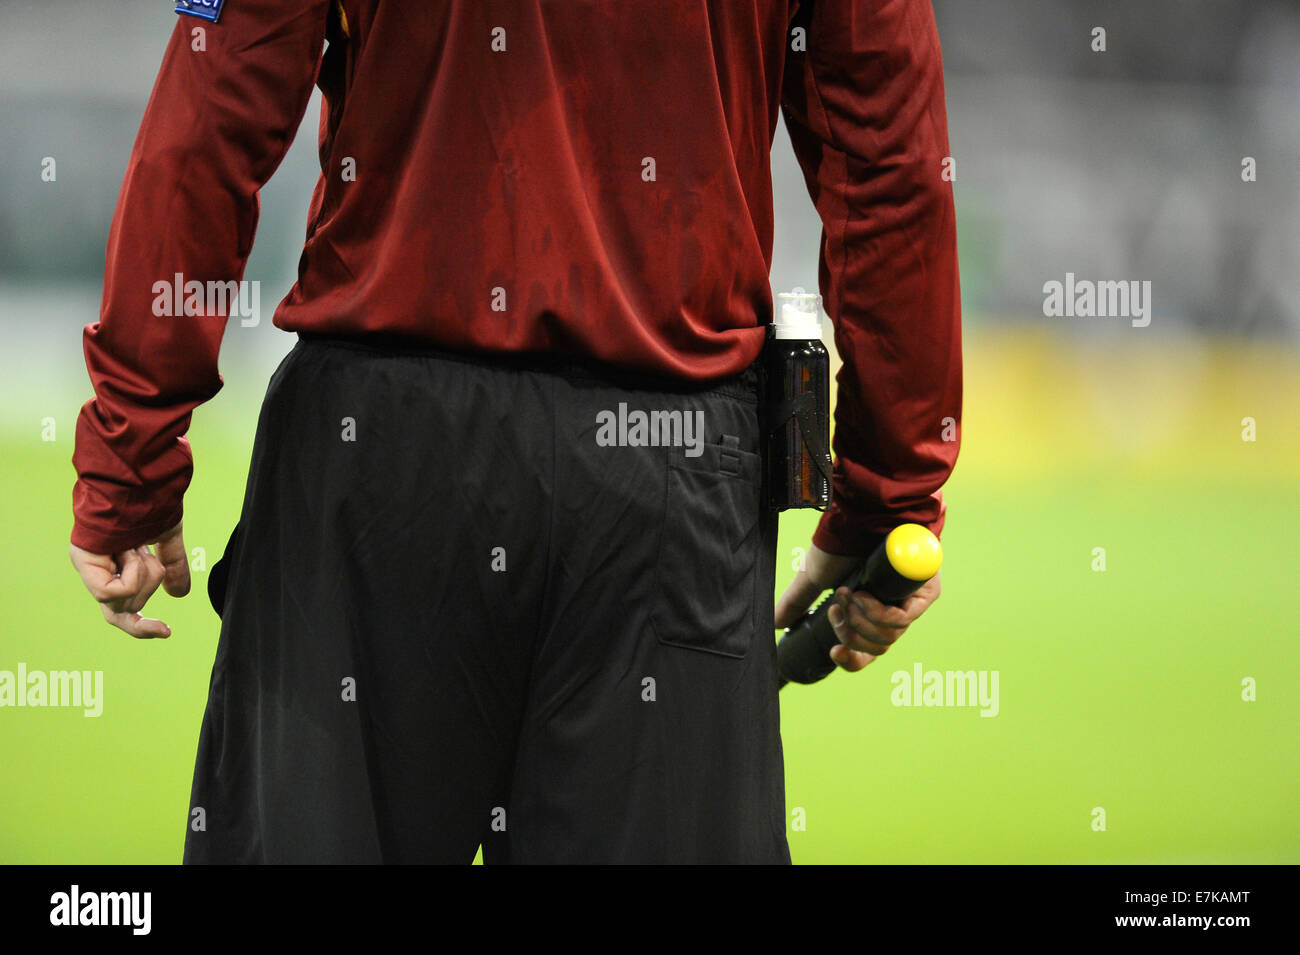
[649,438,761,659]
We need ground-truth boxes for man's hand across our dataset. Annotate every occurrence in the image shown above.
[70,521,190,638]
[774,542,941,674]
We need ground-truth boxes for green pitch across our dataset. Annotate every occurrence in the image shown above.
[1,330,1296,863]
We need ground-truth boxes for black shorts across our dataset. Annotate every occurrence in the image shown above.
[184,334,790,864]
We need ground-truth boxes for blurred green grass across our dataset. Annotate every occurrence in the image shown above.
[2,330,1297,863]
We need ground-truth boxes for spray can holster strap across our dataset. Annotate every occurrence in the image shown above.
[765,392,833,486]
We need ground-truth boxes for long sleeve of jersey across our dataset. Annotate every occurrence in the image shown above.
[71,1,330,553]
[781,0,962,557]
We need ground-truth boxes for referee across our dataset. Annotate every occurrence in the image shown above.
[68,0,959,864]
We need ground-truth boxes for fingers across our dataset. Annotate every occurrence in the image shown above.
[153,523,191,597]
[773,570,827,629]
[829,641,874,672]
[776,543,942,677]
[105,547,165,614]
[850,588,915,633]
[71,539,175,639]
[773,544,863,629]
[899,573,942,615]
[101,602,171,639]
[78,547,147,609]
[827,574,942,660]
[71,546,138,603]
[828,592,897,656]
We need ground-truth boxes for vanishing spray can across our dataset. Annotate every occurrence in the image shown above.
[762,290,832,510]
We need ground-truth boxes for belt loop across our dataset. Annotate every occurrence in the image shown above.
[719,433,741,475]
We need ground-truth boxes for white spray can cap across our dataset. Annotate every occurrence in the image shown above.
[774,288,824,339]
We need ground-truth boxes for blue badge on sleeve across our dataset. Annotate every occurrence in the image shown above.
[175,0,226,23]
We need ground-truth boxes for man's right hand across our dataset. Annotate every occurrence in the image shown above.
[774,540,942,675]
[70,521,190,638]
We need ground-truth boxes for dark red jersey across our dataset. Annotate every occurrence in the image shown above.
[72,0,961,557]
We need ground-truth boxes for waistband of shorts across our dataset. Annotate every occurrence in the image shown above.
[295,331,760,402]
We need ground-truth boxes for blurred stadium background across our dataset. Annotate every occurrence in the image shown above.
[1,0,1296,863]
